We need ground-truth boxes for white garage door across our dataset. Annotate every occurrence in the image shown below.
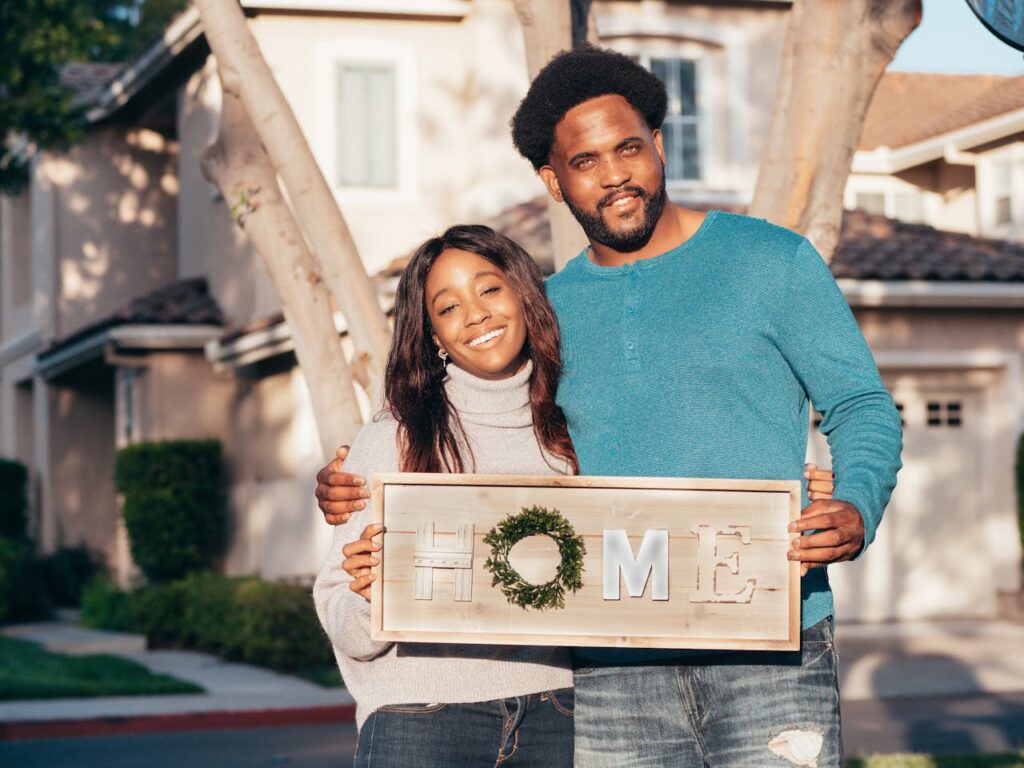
[808,371,991,622]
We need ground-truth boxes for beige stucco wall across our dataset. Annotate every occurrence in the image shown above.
[47,127,179,341]
[0,192,36,341]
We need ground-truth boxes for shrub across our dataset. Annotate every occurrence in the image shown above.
[80,579,135,632]
[115,440,226,583]
[0,536,50,623]
[39,546,102,607]
[0,458,28,540]
[179,571,247,657]
[131,582,188,647]
[235,580,333,672]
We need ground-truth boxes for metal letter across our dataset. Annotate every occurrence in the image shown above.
[602,529,669,601]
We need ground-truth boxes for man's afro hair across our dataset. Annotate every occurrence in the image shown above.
[511,45,668,171]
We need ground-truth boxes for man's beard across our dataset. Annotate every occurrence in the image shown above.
[563,174,668,253]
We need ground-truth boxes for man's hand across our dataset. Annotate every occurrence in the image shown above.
[788,499,864,576]
[315,445,370,525]
[804,463,834,501]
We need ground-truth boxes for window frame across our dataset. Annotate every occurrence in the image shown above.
[314,40,418,204]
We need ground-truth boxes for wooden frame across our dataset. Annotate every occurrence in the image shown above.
[371,474,801,651]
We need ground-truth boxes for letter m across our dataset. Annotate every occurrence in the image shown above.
[603,529,669,600]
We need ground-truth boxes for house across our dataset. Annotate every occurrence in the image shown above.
[0,0,1020,623]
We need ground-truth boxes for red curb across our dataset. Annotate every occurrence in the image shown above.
[0,703,356,742]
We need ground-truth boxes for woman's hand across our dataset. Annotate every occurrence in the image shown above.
[804,463,834,500]
[342,523,384,601]
[316,446,371,525]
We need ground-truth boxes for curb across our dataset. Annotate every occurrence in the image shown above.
[0,703,356,742]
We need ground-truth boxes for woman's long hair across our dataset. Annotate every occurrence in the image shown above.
[384,224,578,475]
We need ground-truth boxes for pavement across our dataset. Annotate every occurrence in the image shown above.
[3,618,1024,751]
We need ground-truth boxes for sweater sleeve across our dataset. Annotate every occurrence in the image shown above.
[313,417,401,661]
[769,237,903,555]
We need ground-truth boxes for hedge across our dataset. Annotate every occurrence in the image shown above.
[81,572,333,673]
[115,440,226,583]
[0,458,28,540]
[0,536,50,623]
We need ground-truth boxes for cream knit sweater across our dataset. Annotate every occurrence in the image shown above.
[313,361,574,729]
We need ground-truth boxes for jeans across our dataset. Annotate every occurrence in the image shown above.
[354,688,574,768]
[573,618,842,768]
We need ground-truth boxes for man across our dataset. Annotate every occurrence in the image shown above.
[316,47,901,766]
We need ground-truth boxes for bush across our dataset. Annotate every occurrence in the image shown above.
[235,580,333,672]
[131,582,189,647]
[0,459,28,540]
[178,571,248,657]
[39,546,102,607]
[115,440,226,583]
[0,536,50,623]
[80,579,135,632]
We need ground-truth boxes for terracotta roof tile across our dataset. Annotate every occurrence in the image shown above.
[860,71,1024,150]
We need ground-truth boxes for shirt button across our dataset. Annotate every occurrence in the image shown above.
[627,342,635,351]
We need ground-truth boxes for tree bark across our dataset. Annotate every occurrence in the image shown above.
[749,0,921,262]
[201,85,363,458]
[193,0,391,406]
[513,0,590,271]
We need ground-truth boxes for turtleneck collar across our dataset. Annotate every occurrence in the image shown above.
[443,359,534,428]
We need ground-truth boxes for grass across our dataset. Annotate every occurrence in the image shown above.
[0,636,203,700]
[845,754,1024,768]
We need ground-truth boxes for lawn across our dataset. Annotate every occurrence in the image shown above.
[0,636,203,700]
[846,754,1024,768]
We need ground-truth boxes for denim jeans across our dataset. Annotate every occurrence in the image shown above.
[573,618,842,768]
[353,688,574,768]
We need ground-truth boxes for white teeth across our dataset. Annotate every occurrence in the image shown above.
[468,328,505,347]
[612,195,636,207]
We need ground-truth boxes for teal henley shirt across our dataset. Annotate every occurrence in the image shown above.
[546,211,903,662]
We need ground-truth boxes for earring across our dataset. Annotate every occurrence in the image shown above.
[438,348,448,363]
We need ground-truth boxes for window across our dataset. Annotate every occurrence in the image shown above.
[852,189,924,223]
[926,401,962,428]
[334,62,397,188]
[993,160,1012,226]
[644,58,702,182]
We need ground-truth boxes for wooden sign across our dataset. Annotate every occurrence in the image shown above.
[370,474,801,651]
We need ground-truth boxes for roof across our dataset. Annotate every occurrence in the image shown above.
[41,277,224,357]
[428,196,1024,283]
[859,72,1024,150]
[832,209,1024,282]
[59,62,126,105]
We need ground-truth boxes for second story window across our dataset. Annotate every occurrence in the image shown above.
[643,57,702,183]
[334,62,397,189]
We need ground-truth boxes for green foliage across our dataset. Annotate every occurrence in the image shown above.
[0,635,201,700]
[0,1,187,193]
[80,578,135,632]
[0,458,28,540]
[483,505,587,611]
[38,545,102,607]
[178,571,248,657]
[0,536,50,623]
[235,580,334,671]
[131,581,187,647]
[843,753,1024,768]
[115,440,226,583]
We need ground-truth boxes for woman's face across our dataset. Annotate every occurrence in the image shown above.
[425,248,528,380]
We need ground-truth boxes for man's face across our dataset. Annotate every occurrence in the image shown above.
[539,94,667,253]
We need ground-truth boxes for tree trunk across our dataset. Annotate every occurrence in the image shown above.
[193,0,391,406]
[201,85,363,458]
[749,0,921,262]
[513,0,590,271]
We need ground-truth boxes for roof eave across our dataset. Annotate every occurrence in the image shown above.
[840,279,1024,308]
[853,108,1024,174]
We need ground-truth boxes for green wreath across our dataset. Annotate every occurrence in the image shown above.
[483,505,587,611]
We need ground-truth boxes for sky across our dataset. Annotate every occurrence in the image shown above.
[889,0,1024,75]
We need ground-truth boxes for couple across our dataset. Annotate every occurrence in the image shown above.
[313,46,902,767]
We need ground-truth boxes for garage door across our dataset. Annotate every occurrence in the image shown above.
[807,371,989,622]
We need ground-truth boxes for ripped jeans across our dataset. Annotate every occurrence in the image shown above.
[572,618,841,768]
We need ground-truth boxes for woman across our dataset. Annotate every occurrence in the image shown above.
[314,224,836,767]
[314,225,579,768]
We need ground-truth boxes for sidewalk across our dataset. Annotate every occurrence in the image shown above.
[0,623,354,740]
[3,619,1024,742]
